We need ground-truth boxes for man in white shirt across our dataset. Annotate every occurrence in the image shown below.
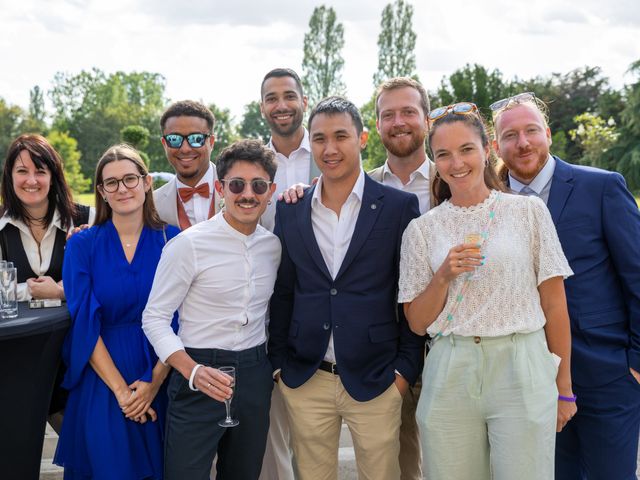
[368,77,433,480]
[142,139,280,480]
[258,67,318,480]
[269,97,424,480]
[154,100,220,229]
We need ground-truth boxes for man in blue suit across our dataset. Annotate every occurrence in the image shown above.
[492,93,640,480]
[268,96,424,480]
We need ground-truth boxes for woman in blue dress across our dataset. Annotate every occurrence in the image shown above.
[55,144,180,479]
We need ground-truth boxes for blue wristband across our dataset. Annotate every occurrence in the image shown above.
[558,394,577,402]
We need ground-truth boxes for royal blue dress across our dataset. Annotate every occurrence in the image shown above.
[54,220,180,480]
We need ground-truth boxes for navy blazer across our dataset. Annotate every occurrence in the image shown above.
[269,174,424,402]
[546,157,640,387]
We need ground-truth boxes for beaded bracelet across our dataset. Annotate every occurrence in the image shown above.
[558,394,577,402]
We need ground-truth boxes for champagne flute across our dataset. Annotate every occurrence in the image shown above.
[217,366,239,427]
[464,233,484,280]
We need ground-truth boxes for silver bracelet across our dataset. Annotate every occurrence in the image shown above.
[188,364,204,391]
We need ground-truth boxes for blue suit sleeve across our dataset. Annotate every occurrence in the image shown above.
[393,194,426,384]
[61,230,102,390]
[602,173,640,372]
[268,202,295,372]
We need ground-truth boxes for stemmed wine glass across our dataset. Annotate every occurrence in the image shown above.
[217,366,239,427]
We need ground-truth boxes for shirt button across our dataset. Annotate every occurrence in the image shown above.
[323,323,330,330]
[474,336,481,344]
[330,288,337,296]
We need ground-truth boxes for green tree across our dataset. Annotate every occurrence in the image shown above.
[121,125,151,168]
[302,5,346,107]
[607,60,640,192]
[570,113,619,170]
[238,101,270,143]
[373,0,418,87]
[49,69,167,180]
[18,86,47,134]
[208,103,238,161]
[46,130,91,194]
[0,98,24,163]
[431,64,513,117]
[360,95,387,170]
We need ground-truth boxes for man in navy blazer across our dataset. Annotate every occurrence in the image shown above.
[269,96,423,480]
[492,94,640,480]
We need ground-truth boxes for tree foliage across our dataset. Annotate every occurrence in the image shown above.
[46,130,91,194]
[49,69,167,180]
[239,101,271,143]
[302,5,346,107]
[360,95,387,171]
[0,98,23,164]
[373,0,418,87]
[570,113,619,170]
[208,103,238,161]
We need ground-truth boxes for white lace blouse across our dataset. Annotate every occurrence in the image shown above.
[398,190,573,337]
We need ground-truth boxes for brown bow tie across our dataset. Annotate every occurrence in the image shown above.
[178,183,210,203]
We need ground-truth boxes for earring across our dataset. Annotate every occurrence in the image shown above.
[268,200,272,205]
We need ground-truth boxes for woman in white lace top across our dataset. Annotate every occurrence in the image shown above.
[398,103,576,480]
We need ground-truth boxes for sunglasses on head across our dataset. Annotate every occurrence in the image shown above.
[221,178,272,195]
[162,132,211,149]
[489,92,536,112]
[428,102,479,123]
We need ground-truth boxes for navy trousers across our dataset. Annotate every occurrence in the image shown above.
[556,373,640,480]
[164,343,273,480]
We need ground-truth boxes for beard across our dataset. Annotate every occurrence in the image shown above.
[381,129,426,158]
[265,109,304,137]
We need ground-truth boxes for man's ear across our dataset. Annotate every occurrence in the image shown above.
[214,179,224,195]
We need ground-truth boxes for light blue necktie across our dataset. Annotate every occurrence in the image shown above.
[519,186,538,197]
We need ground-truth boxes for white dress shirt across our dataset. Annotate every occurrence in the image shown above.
[380,159,431,214]
[0,208,95,300]
[508,155,555,204]
[261,129,312,232]
[142,212,282,363]
[175,164,216,225]
[311,169,365,363]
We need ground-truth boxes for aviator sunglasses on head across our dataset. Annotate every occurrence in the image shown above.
[162,132,211,149]
[221,178,272,195]
[489,92,536,112]
[428,102,479,123]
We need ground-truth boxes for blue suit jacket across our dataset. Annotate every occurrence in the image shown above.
[268,174,424,402]
[547,157,640,387]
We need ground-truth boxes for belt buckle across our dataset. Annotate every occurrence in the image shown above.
[331,363,337,374]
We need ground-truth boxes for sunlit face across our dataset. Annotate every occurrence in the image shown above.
[493,103,552,183]
[260,76,307,137]
[309,112,367,185]
[376,87,428,158]
[161,116,214,186]
[215,160,275,235]
[431,121,490,197]
[12,150,51,211]
[98,160,152,218]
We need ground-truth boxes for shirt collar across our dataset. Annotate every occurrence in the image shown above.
[0,209,65,233]
[312,168,365,208]
[267,129,311,157]
[382,158,430,182]
[175,163,214,191]
[508,154,555,195]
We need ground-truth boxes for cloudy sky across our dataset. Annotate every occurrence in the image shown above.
[1,0,639,120]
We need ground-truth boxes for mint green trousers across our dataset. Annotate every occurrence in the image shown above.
[417,329,558,480]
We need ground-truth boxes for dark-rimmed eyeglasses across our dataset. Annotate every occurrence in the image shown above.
[429,102,479,123]
[101,174,146,193]
[221,178,272,195]
[489,92,536,112]
[162,132,211,149]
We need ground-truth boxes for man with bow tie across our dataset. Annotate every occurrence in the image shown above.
[154,100,220,229]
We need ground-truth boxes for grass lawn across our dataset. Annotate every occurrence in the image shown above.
[74,193,95,207]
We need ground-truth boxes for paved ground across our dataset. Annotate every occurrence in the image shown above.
[39,423,640,479]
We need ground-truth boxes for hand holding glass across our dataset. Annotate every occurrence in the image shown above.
[217,366,239,427]
[464,233,484,280]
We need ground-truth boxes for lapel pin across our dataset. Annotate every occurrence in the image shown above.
[371,204,377,210]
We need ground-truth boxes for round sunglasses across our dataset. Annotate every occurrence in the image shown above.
[429,102,479,122]
[221,178,272,195]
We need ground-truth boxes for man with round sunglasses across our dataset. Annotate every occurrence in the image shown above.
[143,139,280,480]
[154,100,220,230]
[492,93,640,480]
